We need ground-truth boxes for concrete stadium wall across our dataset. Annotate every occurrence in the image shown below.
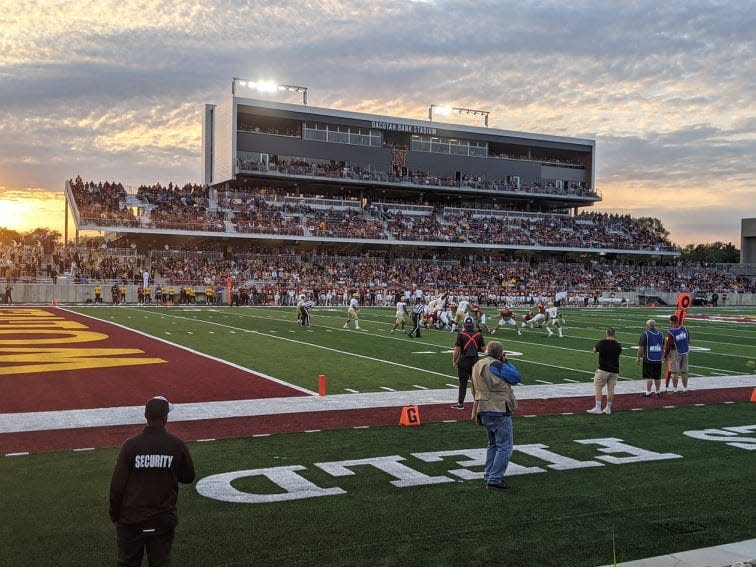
[2,284,754,307]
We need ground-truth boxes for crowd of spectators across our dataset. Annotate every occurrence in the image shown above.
[6,237,753,301]
[139,183,225,232]
[259,156,595,197]
[68,181,674,252]
[49,246,148,283]
[1,243,45,281]
[146,247,754,303]
[218,191,304,235]
[69,177,138,227]
[308,209,386,240]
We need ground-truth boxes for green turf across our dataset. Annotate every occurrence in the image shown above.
[68,305,756,394]
[1,403,754,566]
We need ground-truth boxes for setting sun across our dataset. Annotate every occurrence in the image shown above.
[0,189,66,234]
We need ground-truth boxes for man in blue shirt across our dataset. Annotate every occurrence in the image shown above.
[664,314,691,394]
[636,319,664,397]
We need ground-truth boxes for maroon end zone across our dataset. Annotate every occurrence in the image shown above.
[0,307,306,414]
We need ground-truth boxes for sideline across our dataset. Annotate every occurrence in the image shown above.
[2,374,754,434]
[603,537,756,567]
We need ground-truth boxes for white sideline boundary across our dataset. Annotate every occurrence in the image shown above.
[1,374,754,434]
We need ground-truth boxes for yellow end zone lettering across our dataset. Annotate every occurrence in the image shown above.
[0,309,166,373]
[0,348,166,375]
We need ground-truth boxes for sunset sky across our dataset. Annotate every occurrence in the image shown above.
[0,0,753,246]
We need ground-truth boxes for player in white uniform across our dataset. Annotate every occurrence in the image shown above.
[343,294,361,330]
[544,302,564,337]
[454,298,470,329]
[440,304,455,331]
[390,300,408,334]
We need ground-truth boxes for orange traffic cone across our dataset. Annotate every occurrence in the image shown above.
[399,404,421,426]
[750,388,756,403]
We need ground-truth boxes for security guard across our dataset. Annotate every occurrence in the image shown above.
[109,396,195,567]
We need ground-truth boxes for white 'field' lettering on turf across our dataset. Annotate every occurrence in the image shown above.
[196,437,681,503]
[683,424,756,450]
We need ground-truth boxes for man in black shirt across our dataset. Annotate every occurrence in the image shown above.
[110,396,195,567]
[587,327,622,415]
[451,317,485,409]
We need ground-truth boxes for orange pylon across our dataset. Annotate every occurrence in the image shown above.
[399,405,421,426]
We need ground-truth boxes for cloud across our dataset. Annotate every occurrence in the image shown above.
[0,0,753,245]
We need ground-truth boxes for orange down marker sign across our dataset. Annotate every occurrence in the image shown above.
[399,404,421,426]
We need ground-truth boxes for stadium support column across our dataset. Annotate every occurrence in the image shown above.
[64,195,69,248]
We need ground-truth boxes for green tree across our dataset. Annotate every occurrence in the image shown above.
[637,217,670,239]
[21,228,62,254]
[679,242,739,263]
[0,227,23,246]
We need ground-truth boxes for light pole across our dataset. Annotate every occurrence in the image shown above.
[232,78,308,105]
[429,104,489,126]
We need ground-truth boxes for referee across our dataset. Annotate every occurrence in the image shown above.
[407,297,425,338]
[109,396,195,567]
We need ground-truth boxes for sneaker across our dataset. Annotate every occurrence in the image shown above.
[655,392,661,397]
[586,407,602,415]
[450,404,464,410]
[682,390,689,396]
[390,330,395,335]
[486,481,511,491]
[517,330,522,336]
[641,392,651,398]
[602,407,612,415]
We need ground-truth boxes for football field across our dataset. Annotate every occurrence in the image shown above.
[1,304,754,566]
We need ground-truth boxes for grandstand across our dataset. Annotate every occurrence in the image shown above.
[40,89,752,305]
[64,93,676,254]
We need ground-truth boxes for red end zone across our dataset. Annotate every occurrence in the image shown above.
[0,307,307,414]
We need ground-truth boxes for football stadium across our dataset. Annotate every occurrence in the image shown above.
[1,83,755,566]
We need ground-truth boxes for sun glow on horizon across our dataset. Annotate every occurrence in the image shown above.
[0,188,66,234]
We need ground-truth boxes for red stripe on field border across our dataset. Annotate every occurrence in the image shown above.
[1,387,750,455]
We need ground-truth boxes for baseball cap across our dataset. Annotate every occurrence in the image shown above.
[145,396,172,420]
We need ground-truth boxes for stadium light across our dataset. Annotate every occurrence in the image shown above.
[232,77,308,105]
[429,104,489,126]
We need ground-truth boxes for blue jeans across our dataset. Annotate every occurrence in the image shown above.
[480,413,513,484]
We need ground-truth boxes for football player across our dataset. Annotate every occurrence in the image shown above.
[343,293,361,330]
[390,299,408,335]
[492,304,521,336]
[544,301,564,337]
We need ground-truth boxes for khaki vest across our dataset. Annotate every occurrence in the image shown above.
[471,356,518,422]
